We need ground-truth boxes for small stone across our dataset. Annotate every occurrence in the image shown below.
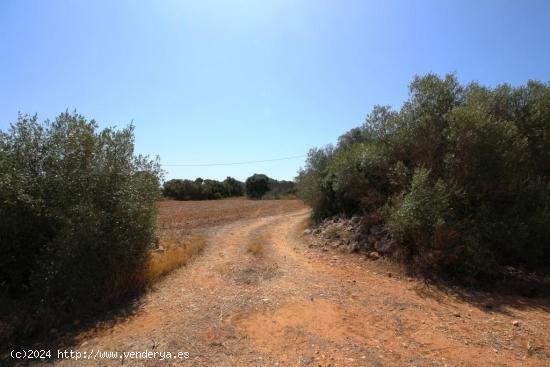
[512,320,520,326]
[303,229,312,235]
[453,312,461,317]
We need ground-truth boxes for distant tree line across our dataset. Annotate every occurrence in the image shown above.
[163,174,295,200]
[163,177,244,200]
[297,73,550,280]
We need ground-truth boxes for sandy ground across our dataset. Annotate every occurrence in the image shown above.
[26,200,550,366]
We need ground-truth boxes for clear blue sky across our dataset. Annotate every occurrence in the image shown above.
[1,1,549,181]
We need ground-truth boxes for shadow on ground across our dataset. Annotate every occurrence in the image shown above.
[412,271,550,316]
[0,293,144,366]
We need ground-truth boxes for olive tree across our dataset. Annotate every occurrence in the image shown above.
[0,111,162,311]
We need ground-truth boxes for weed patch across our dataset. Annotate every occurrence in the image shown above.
[146,235,206,282]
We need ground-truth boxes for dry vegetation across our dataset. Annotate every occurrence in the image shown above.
[150,199,303,280]
[148,199,304,282]
[246,240,265,256]
[146,235,206,283]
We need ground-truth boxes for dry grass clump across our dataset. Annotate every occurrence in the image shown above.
[246,233,269,257]
[146,235,206,282]
[246,241,265,256]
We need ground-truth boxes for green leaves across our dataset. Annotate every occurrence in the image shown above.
[0,111,161,309]
[296,73,550,275]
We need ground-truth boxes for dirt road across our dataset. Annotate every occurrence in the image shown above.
[49,201,548,366]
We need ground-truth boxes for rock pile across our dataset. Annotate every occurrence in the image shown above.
[305,215,396,258]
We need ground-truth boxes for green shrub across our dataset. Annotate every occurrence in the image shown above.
[202,179,228,199]
[223,176,245,197]
[163,179,200,200]
[333,142,392,214]
[263,179,295,199]
[386,168,451,247]
[245,173,270,199]
[296,147,335,221]
[297,73,550,278]
[384,167,478,275]
[0,112,161,313]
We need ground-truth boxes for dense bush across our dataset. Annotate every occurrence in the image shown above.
[296,74,550,278]
[162,176,244,200]
[245,174,296,199]
[163,179,201,200]
[245,174,270,199]
[0,112,161,314]
[224,176,246,197]
[263,178,296,199]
